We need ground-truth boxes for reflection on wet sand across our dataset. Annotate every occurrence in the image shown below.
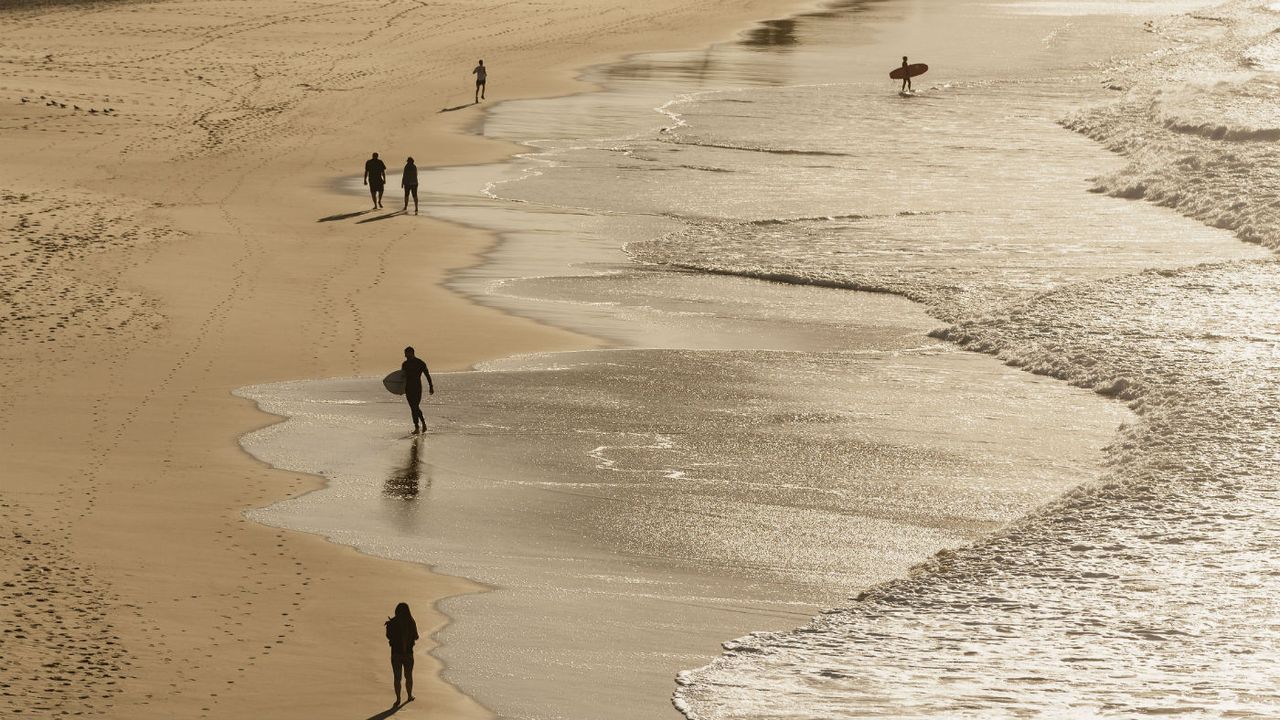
[741,18,800,49]
[384,436,427,500]
[598,0,880,88]
[739,0,875,50]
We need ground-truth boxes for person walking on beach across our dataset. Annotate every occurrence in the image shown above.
[900,56,912,93]
[384,602,419,706]
[402,346,434,434]
[473,59,487,103]
[364,152,387,209]
[401,157,419,215]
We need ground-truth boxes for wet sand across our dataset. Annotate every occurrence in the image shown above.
[0,0,830,717]
[239,299,1130,719]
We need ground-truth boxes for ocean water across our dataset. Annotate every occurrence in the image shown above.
[248,0,1280,717]
[424,0,1279,717]
[653,2,1280,718]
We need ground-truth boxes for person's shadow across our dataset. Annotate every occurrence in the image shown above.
[364,698,413,719]
[356,210,404,224]
[438,102,478,113]
[316,210,371,222]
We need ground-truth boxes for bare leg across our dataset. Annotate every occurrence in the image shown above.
[411,187,418,214]
[392,656,403,706]
[405,660,414,701]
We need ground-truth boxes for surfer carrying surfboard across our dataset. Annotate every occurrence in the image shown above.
[402,346,434,434]
[889,57,928,95]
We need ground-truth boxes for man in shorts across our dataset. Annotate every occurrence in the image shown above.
[473,59,487,103]
[364,152,386,209]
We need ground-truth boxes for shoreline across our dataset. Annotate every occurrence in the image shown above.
[231,3,1192,717]
[7,0,1264,717]
[0,0,832,717]
[242,1,1280,717]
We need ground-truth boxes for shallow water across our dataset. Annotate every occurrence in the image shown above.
[654,2,1280,718]
[250,0,1280,717]
[240,253,1130,720]
[240,337,1127,720]
[426,0,1279,717]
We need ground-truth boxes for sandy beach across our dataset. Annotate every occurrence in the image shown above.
[10,0,1279,717]
[0,1,824,716]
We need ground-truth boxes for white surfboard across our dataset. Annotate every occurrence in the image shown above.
[383,370,406,395]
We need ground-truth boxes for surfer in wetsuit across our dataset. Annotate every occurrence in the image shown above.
[901,56,912,93]
[364,152,386,209]
[402,157,419,214]
[473,59,487,103]
[402,346,434,434]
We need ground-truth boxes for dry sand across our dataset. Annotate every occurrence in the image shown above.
[0,0,819,716]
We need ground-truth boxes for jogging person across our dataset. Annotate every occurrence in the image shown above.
[473,59,487,102]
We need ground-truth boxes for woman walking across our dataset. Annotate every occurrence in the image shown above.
[385,602,419,706]
[402,157,419,214]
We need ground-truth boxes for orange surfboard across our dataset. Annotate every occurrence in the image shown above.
[890,63,928,80]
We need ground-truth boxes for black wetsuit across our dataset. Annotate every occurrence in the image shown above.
[402,356,432,427]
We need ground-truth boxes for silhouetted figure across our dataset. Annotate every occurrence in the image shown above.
[402,157,419,215]
[402,346,434,434]
[901,56,912,93]
[364,152,387,209]
[385,602,419,706]
[473,60,487,103]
